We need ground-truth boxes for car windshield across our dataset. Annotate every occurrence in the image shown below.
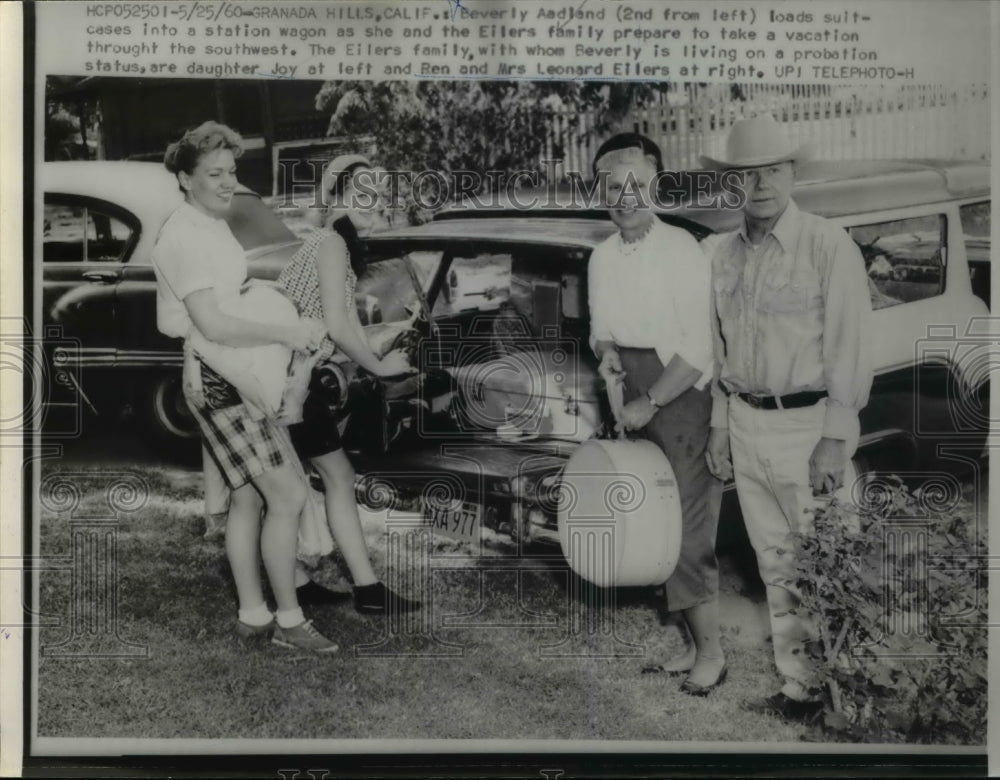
[356,251,441,325]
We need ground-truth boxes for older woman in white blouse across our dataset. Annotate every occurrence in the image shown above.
[588,133,726,695]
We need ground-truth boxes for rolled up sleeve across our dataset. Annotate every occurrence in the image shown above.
[663,236,713,384]
[821,233,873,439]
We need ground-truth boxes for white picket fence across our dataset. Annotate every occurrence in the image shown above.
[545,84,990,175]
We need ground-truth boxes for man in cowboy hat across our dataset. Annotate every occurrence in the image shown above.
[701,115,873,721]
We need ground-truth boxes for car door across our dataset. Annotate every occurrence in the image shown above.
[425,240,605,441]
[42,194,139,356]
[842,203,990,472]
[335,246,446,453]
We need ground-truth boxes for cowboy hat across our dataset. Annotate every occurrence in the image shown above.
[699,115,812,169]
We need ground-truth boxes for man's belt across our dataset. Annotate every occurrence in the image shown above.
[734,390,827,410]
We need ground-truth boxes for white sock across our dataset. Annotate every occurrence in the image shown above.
[294,565,311,588]
[276,607,306,629]
[238,603,273,627]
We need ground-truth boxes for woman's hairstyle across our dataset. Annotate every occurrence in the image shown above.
[330,214,367,279]
[318,154,375,278]
[592,132,665,176]
[163,121,244,177]
[321,154,373,204]
[328,161,371,198]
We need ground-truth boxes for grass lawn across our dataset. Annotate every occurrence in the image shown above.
[30,461,967,746]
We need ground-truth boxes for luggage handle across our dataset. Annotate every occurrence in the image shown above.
[604,372,628,442]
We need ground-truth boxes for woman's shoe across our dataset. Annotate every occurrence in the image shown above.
[271,619,339,653]
[353,582,421,615]
[679,664,728,697]
[658,644,697,677]
[296,580,351,606]
[235,617,275,640]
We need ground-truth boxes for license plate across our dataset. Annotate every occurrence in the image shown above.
[421,498,481,542]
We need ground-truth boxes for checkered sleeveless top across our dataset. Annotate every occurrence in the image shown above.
[277,228,358,362]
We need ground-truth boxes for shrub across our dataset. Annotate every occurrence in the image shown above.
[790,476,987,744]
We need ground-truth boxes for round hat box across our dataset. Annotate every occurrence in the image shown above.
[557,438,682,587]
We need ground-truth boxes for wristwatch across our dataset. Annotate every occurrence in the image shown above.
[646,390,663,408]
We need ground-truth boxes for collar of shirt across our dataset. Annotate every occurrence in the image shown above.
[737,198,800,252]
[176,199,229,232]
[610,217,668,258]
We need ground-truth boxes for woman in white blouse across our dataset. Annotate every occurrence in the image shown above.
[588,134,726,695]
[151,122,337,653]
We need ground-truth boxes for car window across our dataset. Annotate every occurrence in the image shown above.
[356,251,441,325]
[433,252,512,317]
[960,201,990,307]
[43,202,133,263]
[849,214,945,310]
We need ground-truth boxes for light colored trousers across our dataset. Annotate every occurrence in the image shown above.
[728,396,858,701]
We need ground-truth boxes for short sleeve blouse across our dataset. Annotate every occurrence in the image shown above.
[278,228,358,361]
[151,201,248,339]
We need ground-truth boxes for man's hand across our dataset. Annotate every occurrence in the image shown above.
[705,426,733,481]
[616,397,657,432]
[810,437,846,495]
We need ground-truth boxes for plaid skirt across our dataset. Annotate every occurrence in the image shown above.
[184,358,296,490]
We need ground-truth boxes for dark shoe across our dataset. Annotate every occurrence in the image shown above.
[679,665,728,697]
[757,692,825,723]
[296,580,351,606]
[353,582,421,615]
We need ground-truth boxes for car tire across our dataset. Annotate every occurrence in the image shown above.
[141,371,200,456]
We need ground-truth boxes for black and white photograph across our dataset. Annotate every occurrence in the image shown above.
[3,0,995,776]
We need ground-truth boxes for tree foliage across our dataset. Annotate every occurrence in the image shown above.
[791,477,987,744]
[45,77,101,161]
[315,80,669,180]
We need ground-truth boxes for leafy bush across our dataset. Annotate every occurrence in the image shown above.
[790,476,987,744]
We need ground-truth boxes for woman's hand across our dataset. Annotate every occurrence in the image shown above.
[182,348,206,410]
[598,346,626,384]
[282,318,326,352]
[374,348,417,378]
